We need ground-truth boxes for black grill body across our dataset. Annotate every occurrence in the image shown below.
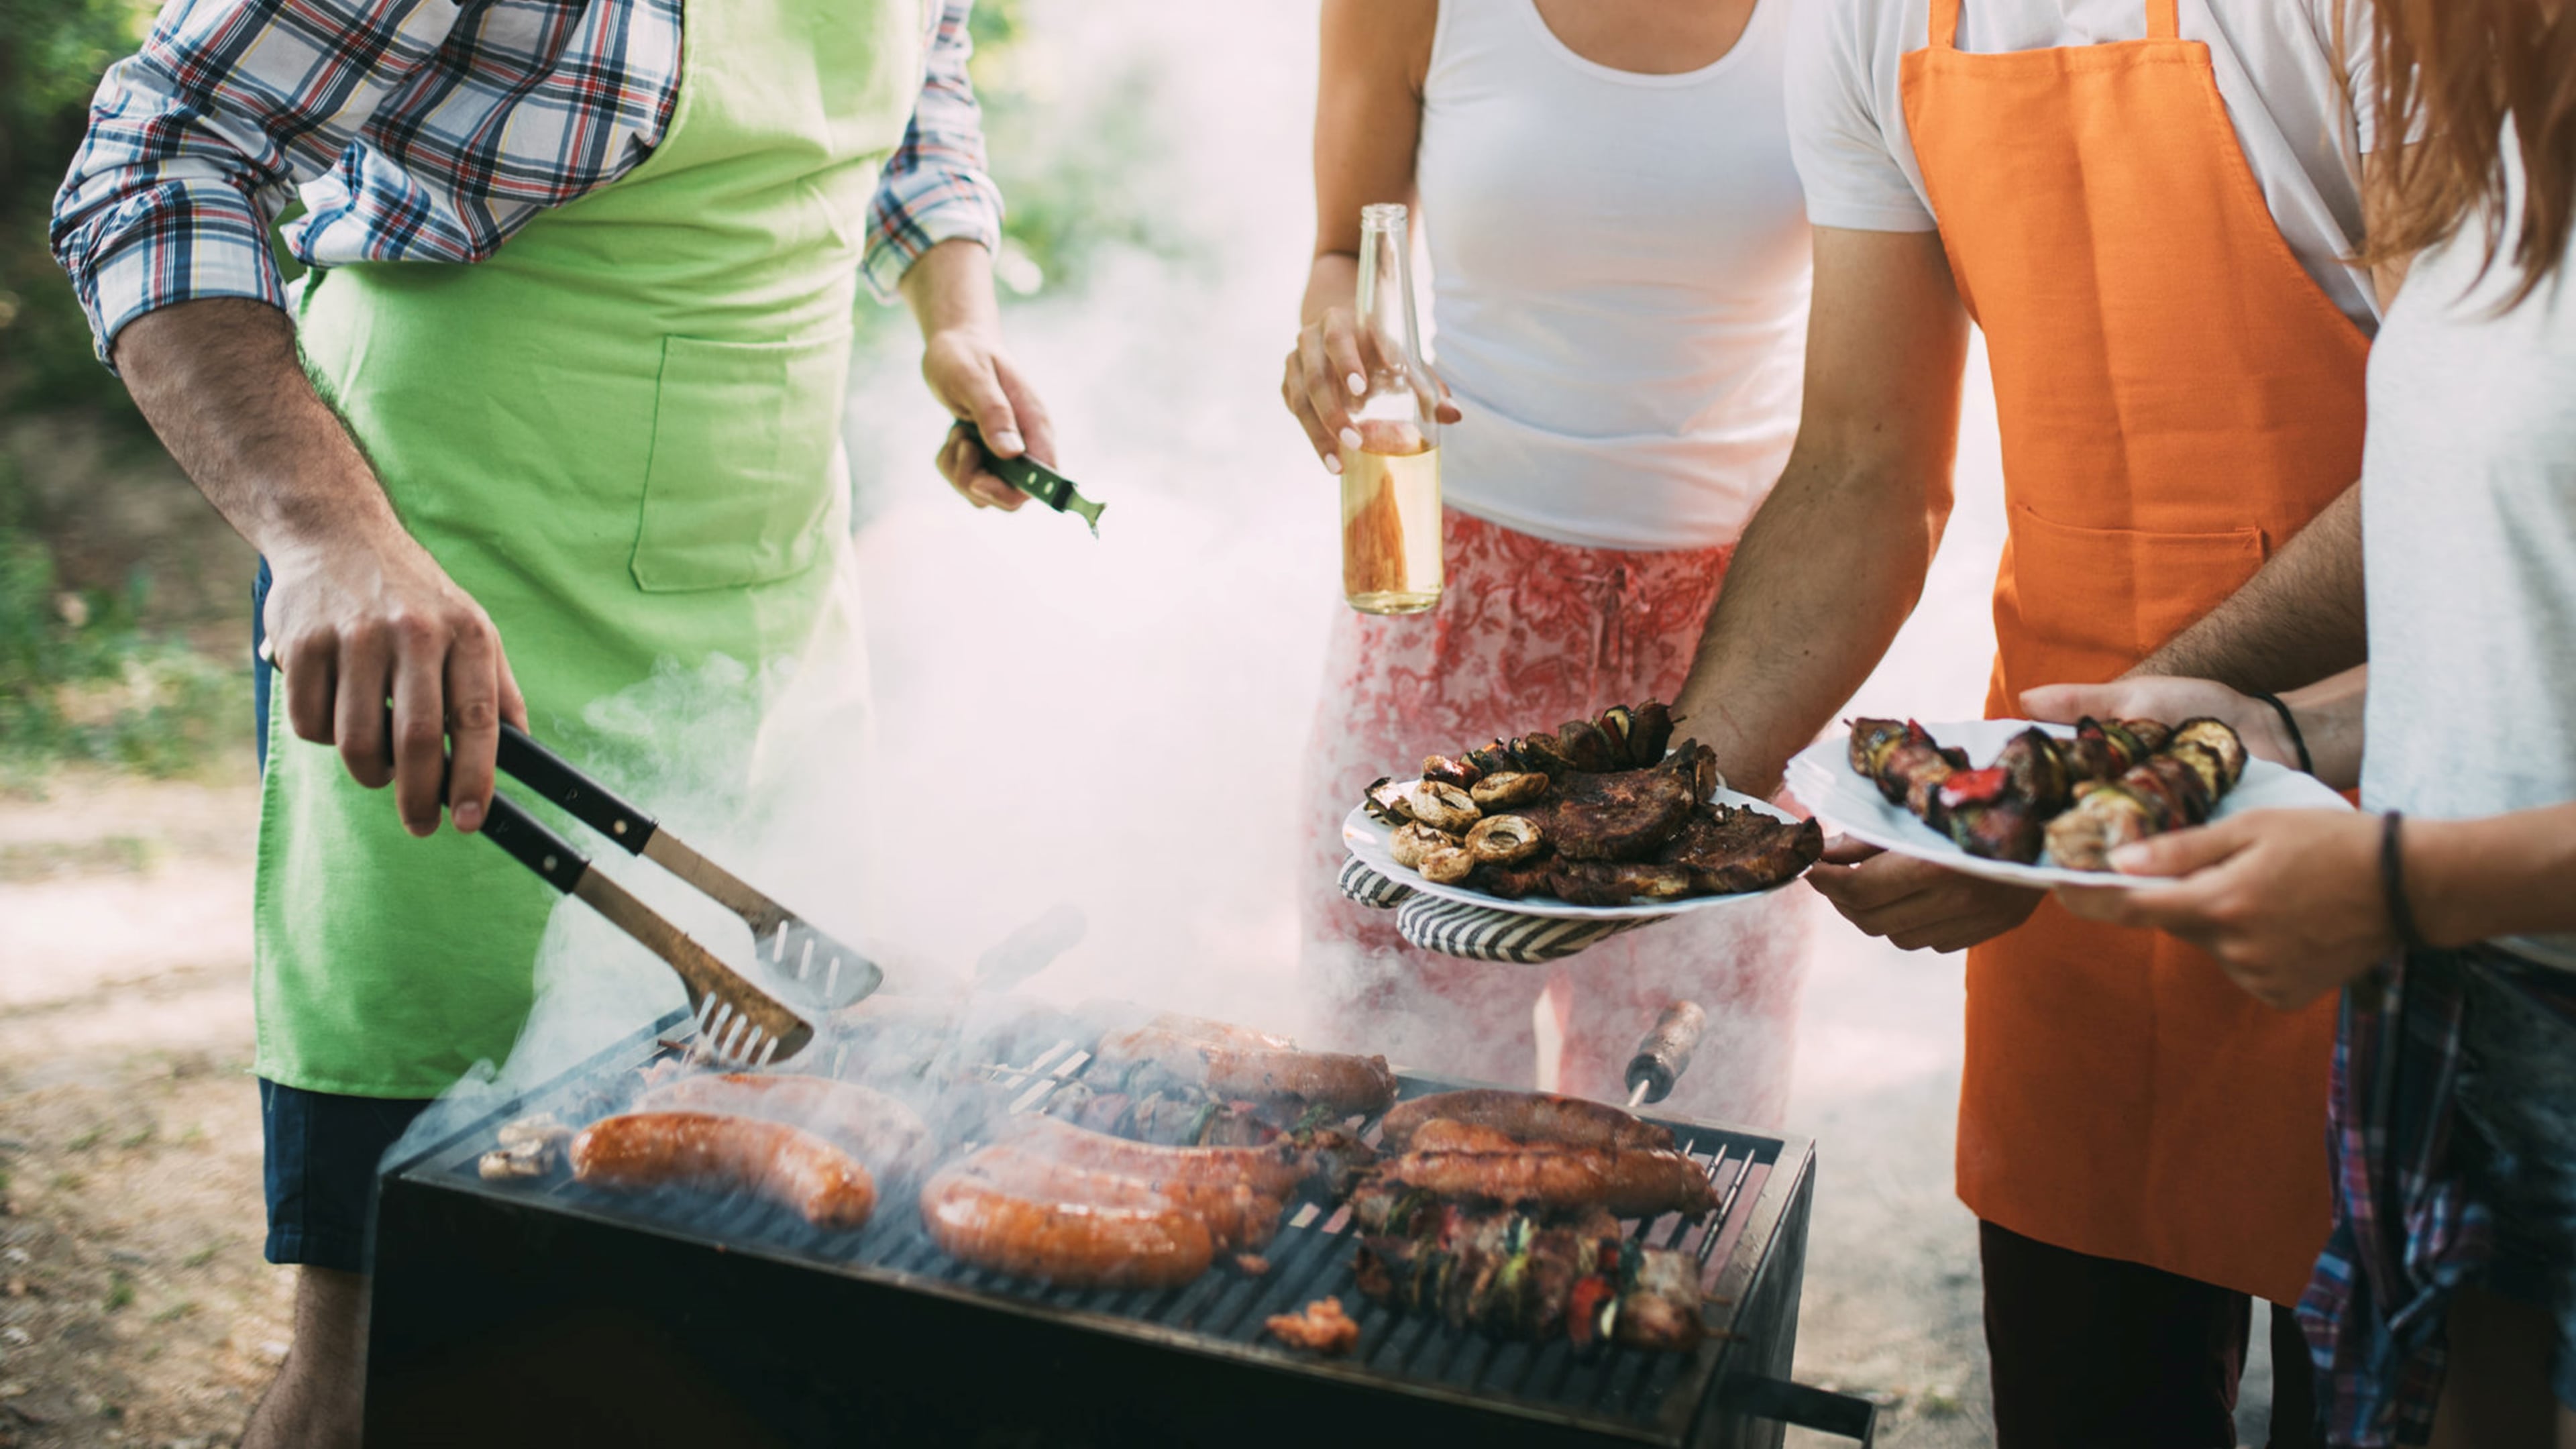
[366,1018,1835,1448]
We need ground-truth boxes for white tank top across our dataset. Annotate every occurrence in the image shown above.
[1415,0,1811,552]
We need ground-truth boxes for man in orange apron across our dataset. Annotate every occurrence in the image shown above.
[1670,0,2388,1440]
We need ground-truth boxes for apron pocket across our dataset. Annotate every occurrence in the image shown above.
[2002,506,2269,685]
[633,332,853,593]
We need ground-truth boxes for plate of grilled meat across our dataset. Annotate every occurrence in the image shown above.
[1786,715,2351,889]
[1342,700,1825,918]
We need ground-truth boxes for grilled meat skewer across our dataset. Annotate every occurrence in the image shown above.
[2044,718,2249,870]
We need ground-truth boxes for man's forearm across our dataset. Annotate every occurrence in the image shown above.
[115,298,402,563]
[2279,664,2367,790]
[1675,444,1955,797]
[2132,482,2365,691]
[899,236,999,341]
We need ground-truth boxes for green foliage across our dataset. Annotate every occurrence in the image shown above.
[0,0,159,421]
[966,0,1191,301]
[0,460,243,783]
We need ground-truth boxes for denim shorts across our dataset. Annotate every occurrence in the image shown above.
[2453,958,2576,1409]
[260,1079,434,1273]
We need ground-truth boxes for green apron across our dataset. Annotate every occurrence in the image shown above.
[258,0,920,1097]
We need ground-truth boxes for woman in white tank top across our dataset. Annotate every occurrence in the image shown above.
[1287,0,1815,1125]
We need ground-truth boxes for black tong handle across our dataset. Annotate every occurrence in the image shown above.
[495,722,659,857]
[478,790,591,895]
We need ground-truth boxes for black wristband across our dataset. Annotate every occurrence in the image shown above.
[2249,689,2314,775]
[2381,811,2432,953]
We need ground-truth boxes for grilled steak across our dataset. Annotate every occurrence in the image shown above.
[1652,802,1825,893]
[1513,745,1705,861]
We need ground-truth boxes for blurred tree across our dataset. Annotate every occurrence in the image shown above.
[0,0,156,423]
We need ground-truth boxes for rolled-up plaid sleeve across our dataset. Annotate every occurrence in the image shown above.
[860,0,1006,302]
[50,0,458,368]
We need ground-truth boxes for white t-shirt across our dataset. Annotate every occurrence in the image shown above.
[1786,0,2384,331]
[1415,0,1813,553]
[2361,138,2576,971]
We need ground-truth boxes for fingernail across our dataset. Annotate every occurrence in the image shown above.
[2109,843,2149,871]
[991,429,1024,453]
[1346,373,1366,397]
[1338,427,1362,450]
[454,800,483,833]
[1326,454,1342,475]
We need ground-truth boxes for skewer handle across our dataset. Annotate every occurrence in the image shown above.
[1622,1000,1707,1108]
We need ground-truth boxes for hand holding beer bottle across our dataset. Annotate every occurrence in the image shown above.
[1337,204,1444,615]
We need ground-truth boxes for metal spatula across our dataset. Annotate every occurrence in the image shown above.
[478,794,813,1067]
[489,723,885,1010]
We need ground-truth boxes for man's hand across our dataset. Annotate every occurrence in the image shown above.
[900,237,1057,512]
[262,528,526,838]
[922,327,1055,511]
[1806,837,2044,953]
[114,297,524,837]
[2021,678,2299,768]
[2055,809,2390,1010]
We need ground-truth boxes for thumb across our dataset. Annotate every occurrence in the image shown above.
[951,359,1024,458]
[2108,818,2247,879]
[2020,682,2127,724]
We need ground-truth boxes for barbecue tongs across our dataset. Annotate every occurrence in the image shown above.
[474,724,884,1067]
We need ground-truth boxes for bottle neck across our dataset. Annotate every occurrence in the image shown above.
[1355,215,1419,382]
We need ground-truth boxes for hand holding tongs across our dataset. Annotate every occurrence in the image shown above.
[475,722,885,1066]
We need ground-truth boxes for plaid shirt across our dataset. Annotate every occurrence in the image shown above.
[52,0,1004,367]
[2300,948,2576,1444]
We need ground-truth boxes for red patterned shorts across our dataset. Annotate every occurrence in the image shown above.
[1297,510,1809,1127]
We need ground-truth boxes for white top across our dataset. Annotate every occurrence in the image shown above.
[1415,0,1813,553]
[1786,0,2385,331]
[2361,139,2576,971]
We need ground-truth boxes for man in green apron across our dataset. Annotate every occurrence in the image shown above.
[52,2,1046,1442]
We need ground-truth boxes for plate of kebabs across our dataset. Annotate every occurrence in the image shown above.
[1342,701,1825,918]
[1784,714,2351,889]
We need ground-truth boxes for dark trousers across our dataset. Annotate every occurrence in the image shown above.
[1982,1221,2321,1448]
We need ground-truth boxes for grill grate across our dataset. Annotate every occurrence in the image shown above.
[379,1013,1813,1446]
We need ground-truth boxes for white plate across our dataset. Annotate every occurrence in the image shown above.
[1782,718,2352,889]
[1341,786,1811,921]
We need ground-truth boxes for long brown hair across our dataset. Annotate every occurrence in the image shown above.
[2365,0,2576,304]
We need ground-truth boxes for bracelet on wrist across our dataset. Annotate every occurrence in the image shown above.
[2248,689,2314,775]
[2381,811,2432,954]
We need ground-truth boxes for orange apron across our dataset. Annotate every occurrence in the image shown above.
[1900,0,2363,1304]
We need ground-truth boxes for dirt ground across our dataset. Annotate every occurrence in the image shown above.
[0,766,285,1449]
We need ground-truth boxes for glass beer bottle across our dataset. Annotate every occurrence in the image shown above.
[1340,203,1442,615]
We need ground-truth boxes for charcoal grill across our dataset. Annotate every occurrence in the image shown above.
[366,1011,1873,1447]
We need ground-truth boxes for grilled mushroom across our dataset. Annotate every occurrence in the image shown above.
[1407,780,1481,832]
[1390,822,1462,869]
[1417,845,1476,884]
[1422,755,1483,790]
[1361,777,1416,825]
[1513,733,1576,775]
[1464,741,1522,777]
[1559,719,1619,772]
[1464,814,1544,865]
[1469,771,1549,808]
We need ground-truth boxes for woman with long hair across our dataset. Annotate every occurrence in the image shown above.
[1281,0,1813,1122]
[2039,1,2576,1441]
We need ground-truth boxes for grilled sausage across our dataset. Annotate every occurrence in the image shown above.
[963,1141,1283,1250]
[1405,1120,1526,1155]
[632,1073,930,1175]
[1376,1089,1676,1155]
[570,1112,876,1229]
[1144,1012,1299,1052]
[920,1163,1214,1289]
[1373,1147,1717,1219]
[1001,1115,1307,1199]
[1091,1026,1397,1116]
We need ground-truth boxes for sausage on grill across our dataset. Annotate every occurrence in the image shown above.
[1373,1146,1717,1219]
[632,1073,930,1175]
[1375,1089,1676,1155]
[570,1112,877,1229]
[920,1163,1215,1289]
[1001,1114,1308,1199]
[963,1141,1284,1250]
[1091,1026,1397,1116]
